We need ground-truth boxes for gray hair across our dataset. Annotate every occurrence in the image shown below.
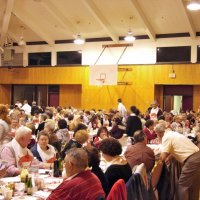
[154,123,166,134]
[65,148,88,170]
[15,126,32,139]
[45,119,55,131]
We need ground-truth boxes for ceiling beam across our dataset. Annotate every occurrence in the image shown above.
[41,0,78,34]
[13,7,54,45]
[81,0,119,43]
[7,31,19,43]
[176,0,196,39]
[129,0,156,41]
[0,0,15,46]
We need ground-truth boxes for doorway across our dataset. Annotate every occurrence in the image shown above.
[12,85,59,106]
[163,85,193,112]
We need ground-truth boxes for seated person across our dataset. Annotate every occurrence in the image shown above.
[99,138,132,192]
[73,123,88,137]
[88,115,101,130]
[61,130,89,159]
[143,119,157,143]
[84,146,109,195]
[36,113,48,134]
[56,119,70,147]
[109,117,125,139]
[124,130,155,173]
[0,127,33,177]
[26,122,36,149]
[8,117,20,138]
[44,119,61,153]
[47,148,105,200]
[31,131,56,163]
[93,126,109,149]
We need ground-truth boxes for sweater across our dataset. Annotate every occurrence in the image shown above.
[47,170,105,200]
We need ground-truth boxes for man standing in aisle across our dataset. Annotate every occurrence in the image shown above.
[21,100,31,116]
[117,98,127,117]
[155,123,200,200]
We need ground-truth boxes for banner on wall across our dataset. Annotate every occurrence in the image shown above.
[89,65,117,86]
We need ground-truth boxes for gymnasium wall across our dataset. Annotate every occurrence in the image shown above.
[0,64,200,112]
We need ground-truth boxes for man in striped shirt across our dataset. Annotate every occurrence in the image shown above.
[47,148,105,200]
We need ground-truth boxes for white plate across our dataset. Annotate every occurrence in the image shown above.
[12,196,37,200]
[47,183,61,191]
[38,169,52,174]
[1,176,20,183]
[33,190,51,199]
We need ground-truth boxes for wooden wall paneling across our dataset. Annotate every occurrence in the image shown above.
[0,66,84,84]
[59,84,82,108]
[0,84,11,104]
[193,85,200,112]
[154,85,164,110]
[0,64,200,112]
[134,65,155,112]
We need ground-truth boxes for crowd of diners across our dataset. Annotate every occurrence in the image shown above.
[0,98,199,200]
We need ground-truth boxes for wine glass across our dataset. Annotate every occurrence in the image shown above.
[15,182,25,197]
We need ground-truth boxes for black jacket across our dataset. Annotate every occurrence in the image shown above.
[126,115,142,137]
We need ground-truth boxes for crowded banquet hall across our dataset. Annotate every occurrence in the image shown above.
[0,0,200,199]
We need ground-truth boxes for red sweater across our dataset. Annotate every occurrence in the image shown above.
[143,127,157,141]
[47,170,105,200]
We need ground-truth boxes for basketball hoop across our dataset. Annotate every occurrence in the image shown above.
[96,78,105,87]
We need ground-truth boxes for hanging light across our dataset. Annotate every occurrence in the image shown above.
[18,36,26,46]
[124,29,135,42]
[74,34,85,45]
[187,0,200,11]
[18,26,26,46]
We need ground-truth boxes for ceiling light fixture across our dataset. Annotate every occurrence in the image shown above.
[18,26,26,46]
[124,29,136,42]
[187,0,200,11]
[74,34,85,45]
[18,36,26,46]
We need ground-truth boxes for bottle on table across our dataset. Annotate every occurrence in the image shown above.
[53,154,60,177]
[58,157,63,176]
[24,174,29,193]
[27,175,33,195]
[20,167,29,183]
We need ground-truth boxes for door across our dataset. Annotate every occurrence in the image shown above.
[182,96,193,112]
[48,93,59,107]
[163,85,193,112]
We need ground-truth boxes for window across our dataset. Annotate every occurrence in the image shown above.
[156,46,191,63]
[28,52,51,66]
[57,51,82,65]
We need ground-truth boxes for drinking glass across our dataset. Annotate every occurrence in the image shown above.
[15,182,25,197]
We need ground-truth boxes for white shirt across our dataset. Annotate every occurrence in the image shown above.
[150,107,159,120]
[21,103,31,115]
[162,131,199,163]
[118,102,127,117]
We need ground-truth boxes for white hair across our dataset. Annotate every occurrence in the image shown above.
[45,119,55,131]
[154,123,166,134]
[15,126,32,139]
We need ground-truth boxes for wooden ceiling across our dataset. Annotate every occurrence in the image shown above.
[0,0,200,46]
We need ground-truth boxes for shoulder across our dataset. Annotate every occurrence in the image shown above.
[30,143,38,152]
[0,119,9,132]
